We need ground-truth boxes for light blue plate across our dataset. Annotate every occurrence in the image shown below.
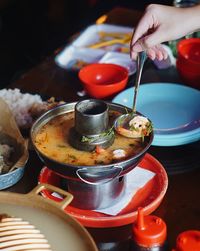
[112,83,200,146]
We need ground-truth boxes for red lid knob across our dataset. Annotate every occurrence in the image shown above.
[173,230,200,251]
[132,207,167,247]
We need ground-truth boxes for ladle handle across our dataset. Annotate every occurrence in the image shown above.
[76,165,123,185]
[132,51,147,113]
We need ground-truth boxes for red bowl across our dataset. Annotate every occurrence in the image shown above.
[177,38,200,72]
[79,63,129,99]
[176,57,200,74]
[176,59,200,89]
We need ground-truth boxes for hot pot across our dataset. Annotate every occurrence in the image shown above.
[31,101,153,209]
[0,183,98,251]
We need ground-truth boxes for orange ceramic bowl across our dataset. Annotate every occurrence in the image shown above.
[176,59,200,89]
[79,63,129,99]
[176,38,200,89]
[177,38,200,72]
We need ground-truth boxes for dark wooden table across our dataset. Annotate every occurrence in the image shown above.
[6,7,200,251]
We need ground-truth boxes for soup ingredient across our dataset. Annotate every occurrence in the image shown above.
[81,126,114,143]
[113,149,126,159]
[116,115,153,139]
[129,115,153,136]
[34,112,148,166]
[95,145,105,154]
[129,115,149,128]
[0,144,14,174]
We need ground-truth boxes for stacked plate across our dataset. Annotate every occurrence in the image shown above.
[112,83,200,174]
[149,141,200,175]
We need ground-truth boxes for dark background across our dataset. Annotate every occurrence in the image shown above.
[0,0,173,88]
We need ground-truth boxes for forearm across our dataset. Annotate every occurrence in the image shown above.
[183,4,200,34]
[153,4,200,41]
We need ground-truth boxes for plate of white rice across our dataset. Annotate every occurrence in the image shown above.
[0,88,43,129]
[0,88,64,129]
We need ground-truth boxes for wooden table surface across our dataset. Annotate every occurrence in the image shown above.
[6,7,200,251]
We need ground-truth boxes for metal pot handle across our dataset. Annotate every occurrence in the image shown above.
[27,183,73,210]
[76,165,123,185]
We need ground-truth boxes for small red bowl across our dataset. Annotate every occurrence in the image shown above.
[177,38,200,72]
[79,63,129,99]
[176,57,200,74]
[176,59,200,89]
[176,38,200,89]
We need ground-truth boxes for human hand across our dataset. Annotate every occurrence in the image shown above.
[130,4,196,60]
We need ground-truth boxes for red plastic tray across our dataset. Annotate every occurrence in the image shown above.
[39,153,168,228]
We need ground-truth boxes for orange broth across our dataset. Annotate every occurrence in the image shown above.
[34,112,147,166]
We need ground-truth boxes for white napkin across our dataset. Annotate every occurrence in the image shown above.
[94,166,155,216]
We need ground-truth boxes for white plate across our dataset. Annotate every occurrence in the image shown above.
[55,46,105,70]
[55,24,133,71]
[99,51,136,75]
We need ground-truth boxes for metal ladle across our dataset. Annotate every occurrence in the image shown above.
[114,51,147,138]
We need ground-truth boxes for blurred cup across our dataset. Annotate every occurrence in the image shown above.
[173,0,200,7]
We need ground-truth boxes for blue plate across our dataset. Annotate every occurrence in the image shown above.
[112,83,200,146]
